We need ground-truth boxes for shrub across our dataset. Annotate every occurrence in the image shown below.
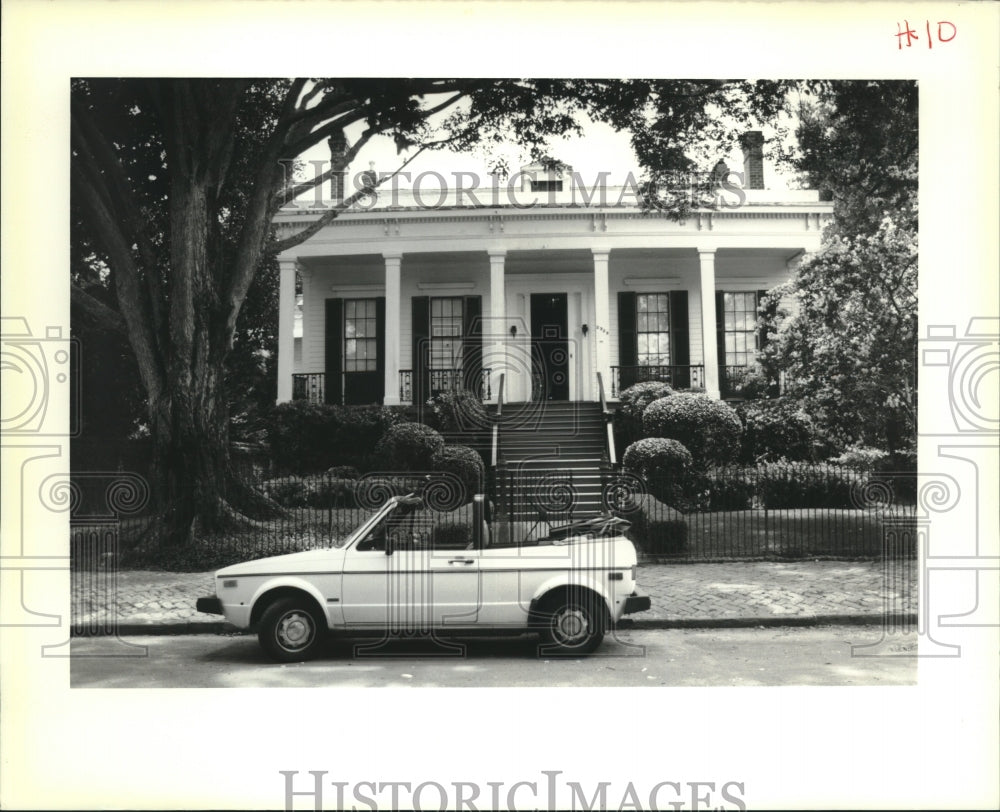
[642,393,742,466]
[266,401,402,472]
[613,493,687,555]
[325,465,361,479]
[756,462,861,509]
[304,476,357,509]
[616,381,674,442]
[828,445,890,471]
[376,422,446,470]
[431,445,485,504]
[679,468,756,512]
[261,476,310,507]
[622,438,692,505]
[431,522,474,550]
[737,398,818,463]
[425,389,490,433]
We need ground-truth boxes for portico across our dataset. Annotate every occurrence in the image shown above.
[276,176,831,406]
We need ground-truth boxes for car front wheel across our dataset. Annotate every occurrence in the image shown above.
[258,597,325,662]
[540,593,606,655]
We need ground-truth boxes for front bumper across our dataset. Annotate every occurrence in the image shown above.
[623,592,651,615]
[196,596,223,616]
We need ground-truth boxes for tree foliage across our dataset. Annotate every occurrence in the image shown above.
[760,80,918,454]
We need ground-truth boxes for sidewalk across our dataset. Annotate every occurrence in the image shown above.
[71,560,916,634]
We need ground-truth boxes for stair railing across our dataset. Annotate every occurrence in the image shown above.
[491,373,505,469]
[596,371,617,467]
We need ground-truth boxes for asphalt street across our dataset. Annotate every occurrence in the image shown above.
[70,625,917,688]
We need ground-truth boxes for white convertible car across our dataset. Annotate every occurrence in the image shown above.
[197,493,651,661]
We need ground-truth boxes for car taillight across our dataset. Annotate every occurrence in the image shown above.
[630,565,637,582]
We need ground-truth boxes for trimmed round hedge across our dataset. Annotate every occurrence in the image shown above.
[431,444,486,504]
[622,437,692,479]
[616,381,674,441]
[376,422,445,470]
[642,393,742,466]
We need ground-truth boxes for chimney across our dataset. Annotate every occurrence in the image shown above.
[328,132,348,205]
[739,131,765,190]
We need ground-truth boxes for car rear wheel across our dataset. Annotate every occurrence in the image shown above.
[540,593,606,655]
[258,597,325,662]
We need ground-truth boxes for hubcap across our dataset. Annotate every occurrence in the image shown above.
[554,608,588,644]
[276,610,314,651]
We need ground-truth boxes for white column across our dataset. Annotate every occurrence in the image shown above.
[698,248,721,399]
[592,249,611,401]
[383,252,402,405]
[276,257,299,403]
[488,249,506,402]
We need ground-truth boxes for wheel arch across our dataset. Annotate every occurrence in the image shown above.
[249,583,327,629]
[530,582,612,627]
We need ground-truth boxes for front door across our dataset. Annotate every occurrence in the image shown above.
[530,293,569,401]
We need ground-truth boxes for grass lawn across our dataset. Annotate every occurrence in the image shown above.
[666,508,917,560]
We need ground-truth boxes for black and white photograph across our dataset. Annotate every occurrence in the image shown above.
[2,1,997,810]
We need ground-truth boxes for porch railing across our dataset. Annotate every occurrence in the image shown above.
[399,368,492,404]
[610,365,705,396]
[292,373,325,404]
[293,370,492,405]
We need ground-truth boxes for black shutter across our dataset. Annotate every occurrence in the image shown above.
[715,291,727,395]
[617,291,637,391]
[325,298,343,405]
[412,296,430,404]
[375,296,386,404]
[463,295,483,398]
[669,291,690,388]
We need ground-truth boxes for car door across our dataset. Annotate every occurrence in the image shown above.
[340,502,480,629]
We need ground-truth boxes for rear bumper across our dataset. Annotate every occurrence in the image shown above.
[623,593,651,615]
[196,596,223,616]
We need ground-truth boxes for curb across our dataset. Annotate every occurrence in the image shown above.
[71,614,917,637]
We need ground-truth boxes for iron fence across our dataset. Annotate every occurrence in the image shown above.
[70,459,918,570]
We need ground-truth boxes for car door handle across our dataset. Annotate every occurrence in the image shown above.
[447,558,475,565]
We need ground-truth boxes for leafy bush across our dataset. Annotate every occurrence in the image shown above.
[266,401,403,472]
[622,438,692,505]
[642,393,742,467]
[616,381,674,443]
[305,477,357,509]
[425,389,490,433]
[756,462,861,509]
[737,398,818,463]
[325,465,361,479]
[828,445,890,471]
[431,522,474,550]
[683,468,756,512]
[376,422,446,470]
[613,493,687,555]
[261,476,311,507]
[431,445,485,504]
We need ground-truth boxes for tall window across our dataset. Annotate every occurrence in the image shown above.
[721,292,759,366]
[344,298,377,372]
[636,293,671,365]
[430,297,464,369]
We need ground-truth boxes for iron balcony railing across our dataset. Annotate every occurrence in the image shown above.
[399,368,492,404]
[610,365,706,396]
[293,370,492,405]
[292,373,325,404]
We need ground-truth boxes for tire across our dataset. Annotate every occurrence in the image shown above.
[539,591,606,656]
[258,597,325,662]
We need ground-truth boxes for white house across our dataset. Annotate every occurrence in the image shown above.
[274,134,832,407]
